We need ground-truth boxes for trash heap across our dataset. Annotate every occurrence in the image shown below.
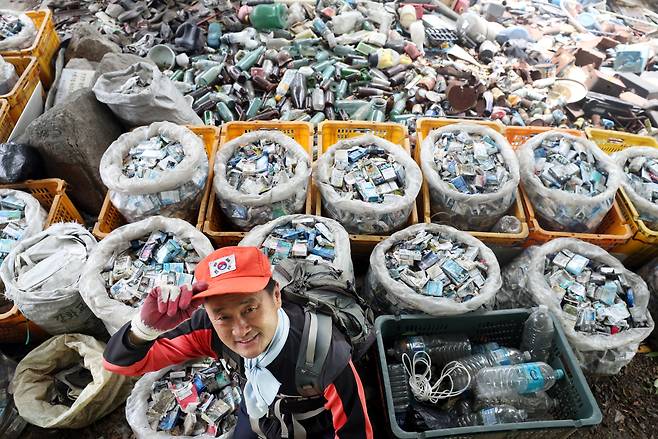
[48,362,93,407]
[144,359,240,437]
[518,132,620,233]
[421,124,519,231]
[544,250,647,335]
[0,194,29,264]
[122,135,186,179]
[0,10,34,50]
[0,13,23,40]
[259,218,336,265]
[428,131,511,195]
[532,137,608,196]
[613,146,658,228]
[329,144,406,202]
[226,139,298,196]
[116,74,151,94]
[103,230,201,307]
[384,230,488,302]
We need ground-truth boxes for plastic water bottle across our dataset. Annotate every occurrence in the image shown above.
[457,405,527,427]
[521,306,554,363]
[471,342,500,354]
[475,362,565,398]
[475,391,557,415]
[453,348,531,389]
[388,363,410,427]
[387,335,471,365]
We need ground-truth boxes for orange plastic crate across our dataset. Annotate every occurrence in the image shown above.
[93,126,220,239]
[0,99,12,142]
[315,121,418,255]
[205,121,314,247]
[0,9,60,88]
[505,126,586,149]
[0,178,83,343]
[0,56,40,125]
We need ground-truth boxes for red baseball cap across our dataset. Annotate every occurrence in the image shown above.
[193,247,272,298]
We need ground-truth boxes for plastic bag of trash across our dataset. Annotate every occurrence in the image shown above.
[125,360,237,439]
[1,223,106,336]
[239,214,355,285]
[420,124,519,231]
[314,134,422,234]
[0,56,18,95]
[79,216,214,335]
[99,121,209,223]
[0,142,44,183]
[213,130,311,230]
[517,131,621,232]
[612,146,658,228]
[12,334,133,429]
[0,352,27,439]
[498,238,654,374]
[0,10,36,51]
[92,62,202,127]
[0,188,48,256]
[637,257,658,348]
[365,223,501,316]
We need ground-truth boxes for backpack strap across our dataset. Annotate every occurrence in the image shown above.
[295,308,333,397]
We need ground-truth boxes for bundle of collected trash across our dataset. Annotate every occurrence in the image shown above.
[126,359,240,438]
[613,146,658,228]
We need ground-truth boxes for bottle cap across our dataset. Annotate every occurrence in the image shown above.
[554,369,565,380]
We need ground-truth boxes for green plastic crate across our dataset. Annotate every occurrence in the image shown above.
[376,309,602,438]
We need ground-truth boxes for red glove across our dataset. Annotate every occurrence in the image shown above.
[130,281,208,341]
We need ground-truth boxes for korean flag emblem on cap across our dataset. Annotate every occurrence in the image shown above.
[209,254,237,277]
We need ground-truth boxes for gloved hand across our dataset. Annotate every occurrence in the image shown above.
[130,281,208,341]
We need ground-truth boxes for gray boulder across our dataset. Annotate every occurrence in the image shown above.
[65,23,121,63]
[18,88,123,214]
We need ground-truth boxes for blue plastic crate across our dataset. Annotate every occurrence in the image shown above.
[376,309,602,438]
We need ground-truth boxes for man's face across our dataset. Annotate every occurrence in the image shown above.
[204,285,282,359]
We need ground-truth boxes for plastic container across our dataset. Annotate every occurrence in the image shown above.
[0,99,12,142]
[316,121,418,255]
[0,56,39,125]
[376,309,602,438]
[0,9,60,88]
[416,118,527,257]
[585,128,658,153]
[0,178,84,344]
[93,126,219,239]
[203,121,313,246]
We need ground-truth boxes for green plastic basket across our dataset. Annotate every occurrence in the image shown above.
[375,309,602,438]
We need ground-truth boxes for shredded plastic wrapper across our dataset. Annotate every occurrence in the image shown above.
[93,62,203,127]
[214,130,311,230]
[314,134,422,234]
[517,131,621,233]
[420,124,519,231]
[125,361,234,439]
[0,10,36,51]
[365,223,501,316]
[100,122,209,223]
[12,334,134,429]
[79,216,214,335]
[497,238,654,375]
[0,352,27,439]
[239,214,354,285]
[1,223,106,336]
[613,146,658,228]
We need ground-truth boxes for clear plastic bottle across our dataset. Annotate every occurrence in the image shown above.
[275,69,297,101]
[386,335,472,365]
[457,405,527,427]
[475,362,565,398]
[475,391,557,415]
[471,342,500,354]
[520,306,554,363]
[453,348,531,389]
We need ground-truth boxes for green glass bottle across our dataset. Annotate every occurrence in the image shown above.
[249,4,287,30]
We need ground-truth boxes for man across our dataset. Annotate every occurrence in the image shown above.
[103,246,373,438]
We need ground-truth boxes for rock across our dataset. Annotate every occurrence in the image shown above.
[105,4,125,19]
[65,58,99,71]
[98,52,155,75]
[65,23,121,63]
[17,88,123,213]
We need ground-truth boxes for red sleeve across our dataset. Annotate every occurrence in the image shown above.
[103,309,218,376]
[323,360,373,439]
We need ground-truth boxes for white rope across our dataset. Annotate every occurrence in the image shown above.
[402,351,471,404]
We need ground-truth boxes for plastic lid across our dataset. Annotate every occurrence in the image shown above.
[522,351,532,361]
[554,369,565,380]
